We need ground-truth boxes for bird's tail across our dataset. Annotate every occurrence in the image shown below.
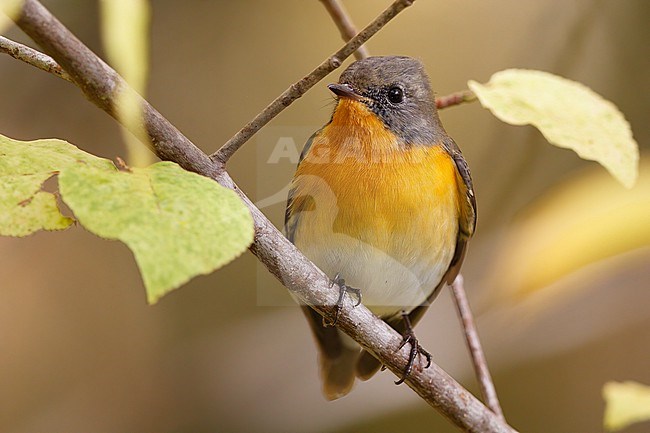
[301,306,360,400]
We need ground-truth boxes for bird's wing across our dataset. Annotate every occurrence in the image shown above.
[445,136,477,240]
[441,136,477,285]
[284,129,320,242]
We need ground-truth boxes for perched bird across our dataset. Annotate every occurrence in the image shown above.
[285,56,476,400]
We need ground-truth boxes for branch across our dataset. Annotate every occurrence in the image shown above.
[6,1,518,432]
[0,35,71,82]
[319,0,369,60]
[450,275,505,420]
[436,89,476,110]
[210,0,414,164]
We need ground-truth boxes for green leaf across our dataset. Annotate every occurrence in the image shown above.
[59,161,254,303]
[468,69,639,188]
[603,381,650,431]
[1,133,253,301]
[0,135,112,236]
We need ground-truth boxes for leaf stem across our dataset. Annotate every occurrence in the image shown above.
[436,89,477,110]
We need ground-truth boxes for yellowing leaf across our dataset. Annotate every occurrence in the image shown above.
[468,69,639,188]
[100,0,149,92]
[0,134,112,236]
[99,0,153,167]
[488,159,650,302]
[603,381,650,431]
[0,0,23,32]
[0,174,72,236]
[59,161,254,303]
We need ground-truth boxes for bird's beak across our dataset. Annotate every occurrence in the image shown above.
[328,83,362,101]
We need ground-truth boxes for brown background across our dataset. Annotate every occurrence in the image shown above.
[1,1,648,432]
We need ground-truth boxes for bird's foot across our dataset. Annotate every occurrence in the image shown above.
[394,311,432,385]
[324,273,362,327]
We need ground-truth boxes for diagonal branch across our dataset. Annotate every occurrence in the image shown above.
[5,1,518,432]
[319,0,369,60]
[316,1,475,111]
[210,0,414,165]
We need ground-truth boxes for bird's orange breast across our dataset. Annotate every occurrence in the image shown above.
[288,99,460,314]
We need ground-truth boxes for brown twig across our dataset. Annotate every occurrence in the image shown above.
[450,275,505,420]
[0,35,72,82]
[210,0,414,165]
[436,89,477,110]
[319,0,369,60]
[5,1,518,431]
[314,1,475,111]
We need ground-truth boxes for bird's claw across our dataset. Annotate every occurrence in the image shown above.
[394,312,432,385]
[324,273,362,327]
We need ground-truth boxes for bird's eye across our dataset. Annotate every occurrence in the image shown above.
[387,86,404,104]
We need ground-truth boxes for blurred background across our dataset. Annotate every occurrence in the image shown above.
[1,0,648,432]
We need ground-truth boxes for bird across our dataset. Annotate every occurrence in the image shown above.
[284,56,476,400]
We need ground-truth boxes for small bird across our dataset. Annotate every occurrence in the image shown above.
[285,56,476,400]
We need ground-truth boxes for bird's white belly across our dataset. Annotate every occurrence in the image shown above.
[298,232,451,318]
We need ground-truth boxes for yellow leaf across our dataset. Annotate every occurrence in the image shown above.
[603,381,650,431]
[469,69,639,188]
[488,158,650,302]
[0,0,23,32]
[99,0,153,167]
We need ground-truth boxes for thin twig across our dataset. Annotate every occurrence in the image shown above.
[436,89,476,110]
[7,1,518,431]
[0,35,72,82]
[210,0,414,164]
[319,0,369,60]
[450,275,505,420]
[315,2,475,112]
